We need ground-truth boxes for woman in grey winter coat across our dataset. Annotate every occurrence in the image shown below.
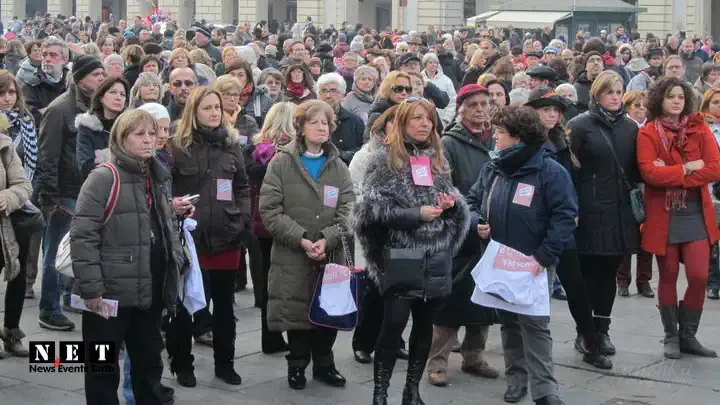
[351,98,469,405]
[70,109,184,404]
[342,65,378,124]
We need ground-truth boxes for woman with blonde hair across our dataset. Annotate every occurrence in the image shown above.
[365,71,412,139]
[71,109,183,403]
[351,98,469,405]
[462,50,489,86]
[244,102,295,354]
[162,48,210,86]
[129,72,164,107]
[211,75,260,138]
[260,100,354,390]
[81,43,101,60]
[166,87,250,387]
[476,73,497,87]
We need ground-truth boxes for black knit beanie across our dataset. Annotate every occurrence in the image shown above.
[72,55,103,83]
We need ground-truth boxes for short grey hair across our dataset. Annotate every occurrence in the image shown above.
[509,88,530,106]
[422,52,439,66]
[103,53,124,69]
[512,71,529,87]
[42,37,70,60]
[555,83,578,103]
[315,72,347,95]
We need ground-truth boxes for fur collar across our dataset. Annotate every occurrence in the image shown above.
[75,112,104,132]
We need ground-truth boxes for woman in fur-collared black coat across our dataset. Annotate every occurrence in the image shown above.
[350,98,469,405]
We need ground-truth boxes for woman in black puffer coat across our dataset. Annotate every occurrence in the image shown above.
[363,71,412,141]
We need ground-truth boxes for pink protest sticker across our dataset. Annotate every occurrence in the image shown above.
[512,183,535,207]
[216,179,232,201]
[323,185,339,208]
[493,245,541,273]
[410,155,434,186]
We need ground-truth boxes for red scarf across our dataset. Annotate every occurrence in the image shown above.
[463,120,492,145]
[655,115,690,211]
[238,83,254,107]
[287,80,306,97]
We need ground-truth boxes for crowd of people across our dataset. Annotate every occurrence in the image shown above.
[0,12,718,405]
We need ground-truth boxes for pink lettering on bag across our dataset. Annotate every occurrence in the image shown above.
[492,245,541,273]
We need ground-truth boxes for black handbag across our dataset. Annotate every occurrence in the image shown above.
[10,201,46,240]
[380,248,426,295]
[598,129,645,223]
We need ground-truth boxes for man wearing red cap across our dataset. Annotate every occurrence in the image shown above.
[427,84,499,386]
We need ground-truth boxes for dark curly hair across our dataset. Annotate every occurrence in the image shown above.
[646,76,695,121]
[491,106,547,144]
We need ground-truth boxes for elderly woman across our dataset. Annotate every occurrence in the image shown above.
[215,46,238,77]
[258,68,285,103]
[343,65,379,124]
[422,53,457,127]
[129,72,164,107]
[316,73,365,166]
[103,54,125,77]
[260,100,355,390]
[224,60,275,127]
[469,106,576,405]
[351,98,469,405]
[71,109,183,403]
[211,75,260,139]
[567,71,641,358]
[638,77,720,359]
[161,48,210,86]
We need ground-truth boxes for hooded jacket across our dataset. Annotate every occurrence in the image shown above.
[17,58,68,126]
[0,133,32,282]
[75,112,110,179]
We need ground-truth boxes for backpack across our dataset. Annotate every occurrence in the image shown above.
[56,162,120,278]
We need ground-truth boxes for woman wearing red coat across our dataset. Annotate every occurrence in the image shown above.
[637,77,720,360]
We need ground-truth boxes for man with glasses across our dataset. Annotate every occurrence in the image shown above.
[397,53,449,111]
[573,51,605,113]
[316,72,364,166]
[168,67,197,121]
[34,55,105,331]
[18,37,69,126]
[428,84,498,387]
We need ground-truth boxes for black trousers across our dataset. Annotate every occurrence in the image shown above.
[286,327,337,369]
[375,297,437,357]
[253,237,286,346]
[352,278,406,352]
[3,231,30,329]
[167,270,236,371]
[83,305,165,405]
[555,249,597,338]
[578,254,624,318]
[191,270,212,338]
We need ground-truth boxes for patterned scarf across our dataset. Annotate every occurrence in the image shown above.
[238,83,254,108]
[590,101,626,126]
[252,140,277,165]
[655,115,691,211]
[462,120,492,145]
[286,80,306,97]
[2,109,37,182]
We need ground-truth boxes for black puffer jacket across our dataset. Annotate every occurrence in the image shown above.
[70,151,184,313]
[332,106,365,166]
[349,142,470,299]
[567,109,641,255]
[170,128,252,255]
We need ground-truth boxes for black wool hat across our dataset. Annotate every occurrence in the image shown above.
[72,55,103,83]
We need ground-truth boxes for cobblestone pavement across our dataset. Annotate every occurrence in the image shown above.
[1,267,719,405]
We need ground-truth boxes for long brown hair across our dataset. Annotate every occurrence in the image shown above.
[385,98,447,173]
[0,70,30,115]
[173,87,238,154]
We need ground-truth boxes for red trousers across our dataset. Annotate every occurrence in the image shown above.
[617,251,654,288]
[656,240,710,309]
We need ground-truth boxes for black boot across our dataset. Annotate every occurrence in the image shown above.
[658,305,681,359]
[373,350,398,405]
[678,302,717,358]
[401,345,429,405]
[170,355,196,387]
[215,365,243,385]
[288,366,307,389]
[593,317,616,355]
[579,331,612,369]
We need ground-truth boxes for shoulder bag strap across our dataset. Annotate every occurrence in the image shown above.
[597,130,636,190]
[485,176,499,221]
[99,162,120,223]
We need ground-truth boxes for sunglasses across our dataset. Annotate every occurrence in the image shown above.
[172,80,196,88]
[392,85,413,94]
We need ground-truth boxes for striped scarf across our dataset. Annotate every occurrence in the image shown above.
[2,109,38,182]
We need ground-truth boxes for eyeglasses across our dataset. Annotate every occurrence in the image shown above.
[392,85,413,94]
[172,80,196,88]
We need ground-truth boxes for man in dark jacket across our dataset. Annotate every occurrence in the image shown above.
[194,27,221,65]
[573,51,604,113]
[34,55,105,331]
[17,37,69,126]
[317,72,364,166]
[167,68,198,122]
[428,85,498,386]
[397,53,450,110]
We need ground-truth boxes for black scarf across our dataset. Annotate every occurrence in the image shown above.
[493,139,544,176]
[196,125,228,144]
[589,100,625,127]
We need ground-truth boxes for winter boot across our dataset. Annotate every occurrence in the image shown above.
[372,350,398,405]
[0,327,29,357]
[579,331,612,369]
[658,305,681,359]
[593,316,616,355]
[401,344,430,405]
[678,302,717,358]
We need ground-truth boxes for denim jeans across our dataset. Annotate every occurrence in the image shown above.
[123,350,135,405]
[39,199,76,317]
